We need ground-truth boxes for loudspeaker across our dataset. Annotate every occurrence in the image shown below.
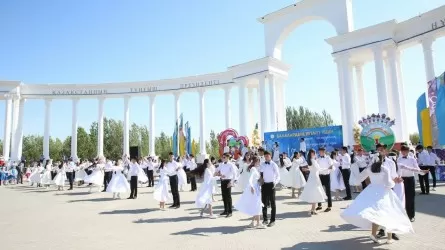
[129,146,140,159]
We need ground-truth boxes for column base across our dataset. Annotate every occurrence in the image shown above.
[196,153,208,164]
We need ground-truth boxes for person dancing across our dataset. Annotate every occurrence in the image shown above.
[300,149,327,215]
[166,152,181,208]
[195,159,220,218]
[259,151,280,227]
[153,159,171,210]
[216,153,237,217]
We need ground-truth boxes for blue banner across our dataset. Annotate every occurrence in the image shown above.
[417,93,427,144]
[436,72,445,146]
[263,126,343,155]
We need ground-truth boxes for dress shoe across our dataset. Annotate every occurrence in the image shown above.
[324,208,331,212]
[262,220,268,225]
[343,197,352,200]
[225,213,232,218]
[127,197,134,199]
[377,229,385,238]
[169,205,176,208]
[392,233,399,240]
[220,212,227,216]
[410,217,415,222]
[174,206,180,209]
[315,206,322,211]
[267,221,275,227]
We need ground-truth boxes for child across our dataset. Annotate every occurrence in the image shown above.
[330,151,345,200]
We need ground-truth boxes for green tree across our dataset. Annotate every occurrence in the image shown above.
[286,106,334,130]
[0,139,3,157]
[206,130,220,159]
[49,137,64,161]
[409,133,420,145]
[155,132,172,159]
[89,121,99,156]
[103,118,123,160]
[62,136,71,159]
[22,135,43,161]
[77,127,95,160]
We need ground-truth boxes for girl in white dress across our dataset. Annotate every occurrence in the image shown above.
[299,149,328,215]
[234,156,265,229]
[278,154,292,189]
[235,153,251,192]
[176,157,187,192]
[40,160,53,188]
[153,160,171,210]
[53,162,67,191]
[209,157,219,199]
[329,151,345,200]
[341,159,414,244]
[75,160,88,184]
[195,159,220,218]
[84,159,105,193]
[29,163,44,187]
[106,160,130,199]
[288,152,307,198]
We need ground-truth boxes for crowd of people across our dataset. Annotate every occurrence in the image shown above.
[0,142,443,245]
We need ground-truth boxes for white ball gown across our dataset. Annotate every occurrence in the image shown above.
[208,164,219,194]
[299,161,327,203]
[195,168,220,208]
[84,164,104,186]
[106,166,130,193]
[349,162,361,186]
[137,165,149,184]
[235,161,250,192]
[53,166,67,186]
[234,167,263,216]
[341,167,414,234]
[154,168,172,202]
[75,163,88,182]
[177,165,187,188]
[29,166,44,184]
[40,165,53,185]
[282,158,306,189]
[330,160,345,191]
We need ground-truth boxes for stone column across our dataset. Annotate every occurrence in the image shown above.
[3,96,12,161]
[268,74,277,131]
[97,98,105,157]
[355,63,366,118]
[373,45,389,115]
[123,96,130,157]
[43,99,52,160]
[275,79,287,131]
[238,80,247,136]
[337,54,354,146]
[224,86,232,128]
[258,75,268,135]
[387,47,405,141]
[71,98,79,160]
[15,98,25,161]
[422,37,436,82]
[247,87,254,134]
[396,50,409,142]
[198,90,207,155]
[174,92,180,153]
[149,95,156,156]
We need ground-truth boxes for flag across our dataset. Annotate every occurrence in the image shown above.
[436,72,445,146]
[417,93,427,144]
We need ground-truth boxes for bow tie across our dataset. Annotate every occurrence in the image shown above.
[403,156,407,159]
[320,156,325,158]
[265,161,270,165]
[224,162,228,164]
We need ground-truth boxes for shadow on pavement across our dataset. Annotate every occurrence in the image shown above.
[171,225,246,236]
[320,224,366,232]
[415,192,445,218]
[282,236,386,250]
[68,197,115,203]
[134,215,201,224]
[100,208,158,215]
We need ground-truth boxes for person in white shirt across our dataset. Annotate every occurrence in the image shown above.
[66,158,76,190]
[398,145,429,222]
[259,151,280,227]
[416,145,431,194]
[102,160,114,192]
[127,158,140,199]
[223,140,230,154]
[166,152,181,208]
[300,138,307,158]
[216,153,237,217]
[354,149,369,189]
[187,154,198,191]
[146,157,156,187]
[316,147,334,212]
[340,146,352,200]
[426,146,440,191]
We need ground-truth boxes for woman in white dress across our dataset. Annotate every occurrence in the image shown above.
[209,157,219,199]
[194,159,220,218]
[299,149,328,215]
[53,162,67,191]
[341,158,414,244]
[176,157,187,192]
[136,159,149,186]
[234,156,265,229]
[349,156,362,193]
[40,160,54,188]
[75,160,88,185]
[235,153,252,192]
[278,154,292,189]
[84,159,105,193]
[329,151,345,201]
[29,163,44,187]
[106,160,130,199]
[153,160,171,210]
[288,152,307,198]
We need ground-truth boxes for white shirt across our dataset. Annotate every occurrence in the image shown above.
[340,153,351,169]
[383,157,398,179]
[397,156,421,177]
[147,161,156,171]
[66,162,76,172]
[317,155,334,175]
[417,150,430,166]
[128,162,140,176]
[259,155,266,164]
[217,162,237,182]
[427,152,440,166]
[354,155,369,169]
[104,162,114,172]
[283,157,292,168]
[300,141,306,152]
[259,161,280,184]
[187,159,197,171]
[165,161,179,176]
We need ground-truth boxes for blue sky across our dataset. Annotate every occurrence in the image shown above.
[0,0,444,144]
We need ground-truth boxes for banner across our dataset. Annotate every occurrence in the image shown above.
[421,109,433,147]
[417,93,427,144]
[263,126,343,155]
[436,72,445,146]
[427,78,439,147]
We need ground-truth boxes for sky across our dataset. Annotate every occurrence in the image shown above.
[0,0,444,145]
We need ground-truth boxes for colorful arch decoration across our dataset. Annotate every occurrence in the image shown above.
[217,128,250,159]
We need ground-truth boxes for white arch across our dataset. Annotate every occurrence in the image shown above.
[260,0,354,59]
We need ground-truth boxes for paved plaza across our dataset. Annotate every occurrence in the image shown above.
[1,183,444,250]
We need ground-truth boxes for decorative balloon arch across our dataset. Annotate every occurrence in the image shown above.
[217,128,250,159]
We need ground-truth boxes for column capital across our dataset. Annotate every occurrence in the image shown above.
[198,88,206,95]
[72,97,80,102]
[223,84,232,91]
[354,62,364,69]
[333,52,350,64]
[421,36,435,51]
[45,98,53,103]
[173,91,181,99]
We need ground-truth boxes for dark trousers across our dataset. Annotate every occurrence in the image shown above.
[66,172,74,189]
[147,170,154,186]
[129,176,138,198]
[429,166,437,188]
[358,168,367,189]
[300,166,309,181]
[318,174,332,208]
[402,176,415,219]
[51,172,57,180]
[103,172,112,190]
[419,166,430,194]
[262,182,276,222]
[340,168,352,198]
[169,175,180,206]
[17,172,23,184]
[221,180,232,214]
[190,176,197,191]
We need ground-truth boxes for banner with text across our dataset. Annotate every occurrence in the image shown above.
[263,126,343,155]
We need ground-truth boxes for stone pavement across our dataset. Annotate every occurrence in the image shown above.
[0,182,444,250]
